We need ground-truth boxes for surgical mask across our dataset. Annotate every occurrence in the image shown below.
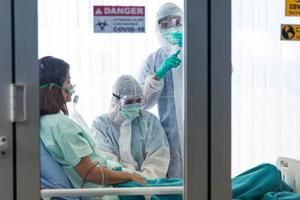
[161,26,182,46]
[120,103,141,120]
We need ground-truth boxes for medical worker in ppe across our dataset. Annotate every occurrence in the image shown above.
[92,75,170,179]
[39,56,145,200]
[137,2,183,178]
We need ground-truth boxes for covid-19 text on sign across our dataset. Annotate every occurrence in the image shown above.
[285,0,300,16]
[93,6,145,33]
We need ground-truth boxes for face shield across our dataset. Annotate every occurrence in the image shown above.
[113,94,145,107]
[113,93,144,120]
[158,15,182,30]
[110,75,144,120]
[156,3,183,49]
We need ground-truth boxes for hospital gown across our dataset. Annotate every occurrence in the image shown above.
[40,113,120,200]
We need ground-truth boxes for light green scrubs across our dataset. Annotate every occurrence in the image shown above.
[40,113,119,200]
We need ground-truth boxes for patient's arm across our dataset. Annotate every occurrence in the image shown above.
[75,156,145,185]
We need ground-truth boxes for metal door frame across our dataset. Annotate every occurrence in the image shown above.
[210,0,231,198]
[184,0,231,199]
[0,0,14,199]
[14,0,39,199]
[0,0,231,198]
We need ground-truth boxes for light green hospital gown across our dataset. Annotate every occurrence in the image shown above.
[40,113,120,200]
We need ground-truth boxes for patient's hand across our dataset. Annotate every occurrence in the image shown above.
[129,173,146,185]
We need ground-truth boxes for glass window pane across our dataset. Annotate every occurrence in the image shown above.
[39,1,185,199]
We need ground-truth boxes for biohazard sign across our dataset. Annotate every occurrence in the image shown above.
[281,24,300,41]
[285,0,300,16]
[93,6,145,33]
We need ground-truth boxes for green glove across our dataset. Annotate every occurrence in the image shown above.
[172,32,182,47]
[155,50,182,80]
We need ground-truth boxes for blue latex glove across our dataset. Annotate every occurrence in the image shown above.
[172,32,182,47]
[155,50,181,80]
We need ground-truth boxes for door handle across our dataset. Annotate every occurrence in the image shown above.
[11,84,27,122]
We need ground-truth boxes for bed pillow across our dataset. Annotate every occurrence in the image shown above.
[40,140,79,200]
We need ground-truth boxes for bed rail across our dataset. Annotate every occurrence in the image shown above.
[41,186,184,200]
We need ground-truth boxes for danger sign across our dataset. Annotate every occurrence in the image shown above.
[285,0,300,16]
[281,24,300,41]
[94,6,145,33]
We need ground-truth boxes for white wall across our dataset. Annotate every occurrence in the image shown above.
[38,0,183,124]
[232,0,300,176]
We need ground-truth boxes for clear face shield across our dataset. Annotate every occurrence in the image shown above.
[158,15,182,30]
[120,95,144,107]
[113,93,144,107]
[113,93,145,120]
[159,16,183,47]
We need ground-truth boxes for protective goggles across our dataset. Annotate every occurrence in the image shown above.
[158,16,182,29]
[113,93,144,107]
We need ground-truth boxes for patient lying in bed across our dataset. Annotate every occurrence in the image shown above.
[232,163,300,200]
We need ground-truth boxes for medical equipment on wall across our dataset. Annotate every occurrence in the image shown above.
[277,157,300,193]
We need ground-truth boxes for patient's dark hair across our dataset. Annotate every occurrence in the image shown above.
[39,56,70,116]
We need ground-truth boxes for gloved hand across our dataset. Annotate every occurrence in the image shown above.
[155,50,182,80]
[172,32,182,47]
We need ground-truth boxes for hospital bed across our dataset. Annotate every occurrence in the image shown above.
[40,138,183,200]
[40,111,184,200]
[41,186,184,200]
[40,155,298,200]
[276,157,300,193]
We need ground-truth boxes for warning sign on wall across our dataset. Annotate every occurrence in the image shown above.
[285,0,300,16]
[281,24,300,40]
[93,6,145,33]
